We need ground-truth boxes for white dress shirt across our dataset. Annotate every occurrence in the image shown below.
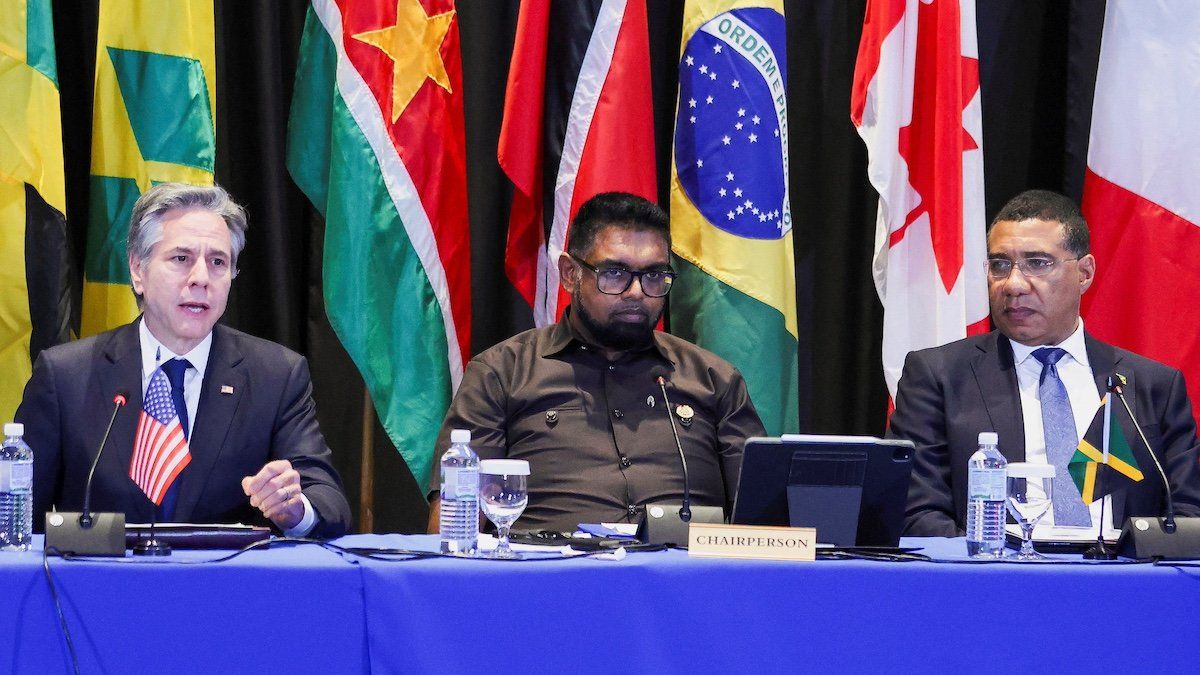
[138,319,316,536]
[1010,319,1118,538]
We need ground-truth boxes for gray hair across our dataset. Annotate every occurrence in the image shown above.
[127,183,249,271]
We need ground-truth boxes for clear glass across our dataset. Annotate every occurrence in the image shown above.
[479,472,528,559]
[1006,473,1054,561]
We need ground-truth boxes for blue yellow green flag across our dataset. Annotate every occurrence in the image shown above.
[669,0,798,434]
[0,0,72,421]
[83,0,216,336]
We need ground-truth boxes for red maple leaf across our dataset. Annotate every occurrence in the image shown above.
[894,0,980,294]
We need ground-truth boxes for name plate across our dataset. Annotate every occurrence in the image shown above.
[687,523,817,561]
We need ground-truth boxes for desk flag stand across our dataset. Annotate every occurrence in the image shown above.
[133,503,171,556]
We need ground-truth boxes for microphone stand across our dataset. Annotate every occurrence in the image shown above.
[1113,380,1178,533]
[656,376,691,523]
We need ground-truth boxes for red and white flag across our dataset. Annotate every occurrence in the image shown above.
[498,0,657,326]
[1081,2,1200,424]
[851,0,989,398]
[129,367,191,504]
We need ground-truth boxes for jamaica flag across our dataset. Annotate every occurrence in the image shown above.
[1069,394,1144,504]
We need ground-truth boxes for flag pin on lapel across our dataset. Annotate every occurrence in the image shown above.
[221,385,235,395]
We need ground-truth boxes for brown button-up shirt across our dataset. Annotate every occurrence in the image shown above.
[430,309,765,532]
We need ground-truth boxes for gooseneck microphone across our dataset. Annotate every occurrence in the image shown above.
[650,367,692,523]
[80,393,127,528]
[1110,375,1177,533]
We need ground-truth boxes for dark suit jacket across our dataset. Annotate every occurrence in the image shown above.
[17,322,352,537]
[891,330,1200,537]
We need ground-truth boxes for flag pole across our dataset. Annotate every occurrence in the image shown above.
[359,384,375,534]
[1085,388,1117,560]
[133,499,171,556]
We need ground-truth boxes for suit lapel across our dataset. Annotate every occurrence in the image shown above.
[175,325,246,522]
[1085,333,1124,404]
[972,332,1027,462]
[100,323,155,522]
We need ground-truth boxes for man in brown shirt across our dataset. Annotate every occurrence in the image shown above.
[427,192,765,533]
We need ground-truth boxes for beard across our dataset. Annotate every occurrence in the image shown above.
[573,294,660,352]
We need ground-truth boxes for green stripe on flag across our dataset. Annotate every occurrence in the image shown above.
[670,256,798,435]
[25,0,57,85]
[85,175,139,283]
[107,47,215,172]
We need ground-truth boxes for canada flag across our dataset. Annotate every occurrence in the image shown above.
[851,0,989,401]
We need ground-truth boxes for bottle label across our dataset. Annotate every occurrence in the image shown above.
[442,467,479,499]
[455,469,479,499]
[0,460,32,492]
[968,467,1006,501]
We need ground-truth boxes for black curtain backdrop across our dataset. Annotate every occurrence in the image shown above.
[42,0,1102,533]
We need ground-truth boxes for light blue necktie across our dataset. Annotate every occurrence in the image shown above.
[1032,347,1091,526]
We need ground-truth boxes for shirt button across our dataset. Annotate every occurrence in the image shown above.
[612,408,624,419]
[620,456,632,468]
[608,364,616,371]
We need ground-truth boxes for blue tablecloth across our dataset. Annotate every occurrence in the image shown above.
[3,535,1198,672]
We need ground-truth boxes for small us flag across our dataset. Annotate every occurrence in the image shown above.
[128,366,192,504]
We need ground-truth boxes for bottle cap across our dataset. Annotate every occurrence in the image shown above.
[450,429,471,444]
[4,423,23,437]
[978,431,998,445]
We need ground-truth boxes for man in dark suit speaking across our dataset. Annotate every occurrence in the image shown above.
[17,183,351,537]
[892,190,1200,537]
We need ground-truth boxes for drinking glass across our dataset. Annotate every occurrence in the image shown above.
[1005,462,1056,561]
[478,459,529,559]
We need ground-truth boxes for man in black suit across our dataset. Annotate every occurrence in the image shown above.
[17,183,351,537]
[892,190,1200,537]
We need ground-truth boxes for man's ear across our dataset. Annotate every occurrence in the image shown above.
[129,254,145,296]
[558,252,579,294]
[1077,253,1096,294]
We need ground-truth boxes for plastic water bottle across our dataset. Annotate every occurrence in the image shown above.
[966,431,1007,558]
[0,423,34,552]
[439,429,479,556]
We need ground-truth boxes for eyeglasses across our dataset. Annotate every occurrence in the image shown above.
[570,254,676,297]
[986,255,1080,279]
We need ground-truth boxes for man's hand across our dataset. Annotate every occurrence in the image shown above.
[242,459,304,530]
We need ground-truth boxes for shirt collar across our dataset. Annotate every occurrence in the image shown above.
[1008,318,1089,368]
[542,306,672,363]
[139,317,213,380]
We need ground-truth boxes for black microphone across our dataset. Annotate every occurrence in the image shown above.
[1109,375,1177,533]
[80,393,127,528]
[650,367,691,522]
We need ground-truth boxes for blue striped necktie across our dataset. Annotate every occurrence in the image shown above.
[1031,347,1091,526]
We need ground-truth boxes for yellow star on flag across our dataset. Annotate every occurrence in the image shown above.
[352,0,455,124]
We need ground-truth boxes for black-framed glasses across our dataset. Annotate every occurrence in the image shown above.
[570,254,676,297]
[986,255,1081,279]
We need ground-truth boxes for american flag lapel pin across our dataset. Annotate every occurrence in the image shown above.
[221,385,235,395]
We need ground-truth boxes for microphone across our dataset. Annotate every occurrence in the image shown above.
[1108,375,1177,533]
[44,392,129,556]
[650,367,691,522]
[80,393,127,528]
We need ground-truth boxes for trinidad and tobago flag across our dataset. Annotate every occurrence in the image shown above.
[498,0,657,327]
